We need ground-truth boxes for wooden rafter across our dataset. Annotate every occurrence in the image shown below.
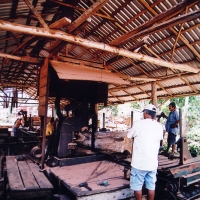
[0,52,40,64]
[109,92,124,104]
[0,0,199,105]
[142,0,200,62]
[24,0,49,30]
[66,0,110,33]
[0,20,198,73]
[51,0,115,21]
[109,0,199,46]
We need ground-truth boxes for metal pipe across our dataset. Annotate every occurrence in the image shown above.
[131,111,133,128]
[103,113,105,128]
[179,108,182,137]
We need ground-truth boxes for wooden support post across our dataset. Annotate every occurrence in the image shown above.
[38,58,49,169]
[151,82,157,107]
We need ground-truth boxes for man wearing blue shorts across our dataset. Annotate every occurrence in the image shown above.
[162,102,180,156]
[127,104,163,200]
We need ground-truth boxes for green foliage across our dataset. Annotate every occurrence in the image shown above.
[186,97,200,129]
[188,142,200,155]
[170,97,185,108]
[159,96,200,156]
[130,102,141,109]
[162,143,167,151]
[187,126,200,141]
[187,135,200,155]
[107,105,118,116]
[157,99,167,105]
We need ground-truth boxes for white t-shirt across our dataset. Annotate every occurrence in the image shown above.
[127,118,163,170]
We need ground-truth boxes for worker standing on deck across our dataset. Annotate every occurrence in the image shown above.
[14,118,22,137]
[45,117,54,152]
[162,102,180,156]
[157,116,166,153]
[127,104,163,200]
[46,117,54,139]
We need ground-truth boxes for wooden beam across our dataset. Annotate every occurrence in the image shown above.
[109,0,199,46]
[106,40,147,66]
[0,20,199,73]
[180,77,198,94]
[119,10,200,43]
[124,90,138,101]
[0,52,40,64]
[156,82,172,97]
[49,17,71,29]
[108,72,200,93]
[138,87,151,97]
[0,82,37,88]
[47,0,109,58]
[39,58,49,169]
[66,0,110,33]
[51,0,115,21]
[170,27,200,61]
[0,95,37,100]
[24,0,49,30]
[109,92,200,105]
[109,92,124,104]
[141,0,200,63]
[151,82,157,106]
[107,64,157,82]
[57,55,103,68]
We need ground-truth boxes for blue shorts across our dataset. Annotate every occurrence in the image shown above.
[167,132,176,145]
[130,167,157,191]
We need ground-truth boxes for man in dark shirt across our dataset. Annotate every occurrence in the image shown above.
[162,102,180,156]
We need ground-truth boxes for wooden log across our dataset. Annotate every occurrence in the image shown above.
[76,131,133,154]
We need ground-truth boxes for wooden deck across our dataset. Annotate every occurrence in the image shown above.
[6,156,53,199]
[48,154,182,200]
[158,154,180,170]
[50,160,134,200]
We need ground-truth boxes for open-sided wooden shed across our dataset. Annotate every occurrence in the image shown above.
[0,0,199,107]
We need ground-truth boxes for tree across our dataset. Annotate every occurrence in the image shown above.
[130,102,141,109]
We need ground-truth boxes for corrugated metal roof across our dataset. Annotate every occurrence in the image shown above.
[0,0,199,107]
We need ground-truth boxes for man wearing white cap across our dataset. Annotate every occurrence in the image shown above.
[127,104,163,200]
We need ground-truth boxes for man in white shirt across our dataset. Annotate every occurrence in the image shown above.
[127,104,163,200]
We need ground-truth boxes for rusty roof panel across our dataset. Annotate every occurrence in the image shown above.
[0,0,200,106]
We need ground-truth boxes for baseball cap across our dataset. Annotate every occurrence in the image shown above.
[143,104,157,112]
[168,102,176,107]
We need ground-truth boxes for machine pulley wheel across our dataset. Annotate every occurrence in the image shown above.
[30,146,42,159]
[163,189,177,200]
[166,181,178,193]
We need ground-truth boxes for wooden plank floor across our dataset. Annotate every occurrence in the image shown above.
[50,160,134,200]
[6,156,25,191]
[157,154,180,170]
[6,156,53,199]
